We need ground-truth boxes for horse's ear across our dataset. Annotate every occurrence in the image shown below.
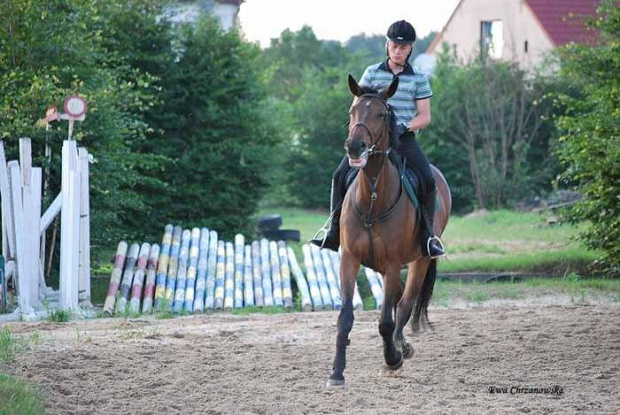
[381,76,399,100]
[348,74,364,97]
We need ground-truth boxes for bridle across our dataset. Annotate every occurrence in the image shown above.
[347,93,405,268]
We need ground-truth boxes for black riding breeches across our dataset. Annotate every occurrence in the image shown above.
[333,156,351,199]
[397,132,436,196]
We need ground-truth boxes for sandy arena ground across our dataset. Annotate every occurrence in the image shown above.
[4,304,620,414]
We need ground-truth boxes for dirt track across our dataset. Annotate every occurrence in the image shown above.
[5,304,620,414]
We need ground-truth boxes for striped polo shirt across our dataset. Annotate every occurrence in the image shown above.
[359,60,433,131]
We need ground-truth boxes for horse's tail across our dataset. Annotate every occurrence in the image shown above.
[411,259,437,332]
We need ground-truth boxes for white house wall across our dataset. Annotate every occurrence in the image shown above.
[429,0,555,70]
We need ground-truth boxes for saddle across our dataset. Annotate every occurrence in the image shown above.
[344,153,421,217]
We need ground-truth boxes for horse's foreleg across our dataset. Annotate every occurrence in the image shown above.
[327,254,359,388]
[394,259,429,359]
[379,265,403,370]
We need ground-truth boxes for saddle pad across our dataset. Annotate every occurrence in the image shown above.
[343,162,421,212]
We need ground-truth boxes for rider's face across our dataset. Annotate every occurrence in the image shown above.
[387,41,413,65]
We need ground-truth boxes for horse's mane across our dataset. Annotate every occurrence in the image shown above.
[357,85,400,151]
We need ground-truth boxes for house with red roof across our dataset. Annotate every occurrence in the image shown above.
[426,0,598,70]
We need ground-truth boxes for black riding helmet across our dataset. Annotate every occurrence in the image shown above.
[386,20,416,64]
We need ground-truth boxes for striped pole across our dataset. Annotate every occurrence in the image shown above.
[269,241,284,307]
[251,241,263,307]
[172,230,191,313]
[320,249,342,310]
[243,245,254,307]
[310,245,333,309]
[164,226,183,310]
[142,244,160,314]
[329,250,363,310]
[154,224,173,310]
[301,244,323,310]
[364,268,383,309]
[278,241,294,309]
[103,241,128,315]
[193,228,209,313]
[224,242,234,311]
[214,240,225,310]
[260,239,274,307]
[287,246,312,311]
[183,228,200,312]
[204,230,218,311]
[233,234,245,309]
[115,243,140,314]
[129,242,150,314]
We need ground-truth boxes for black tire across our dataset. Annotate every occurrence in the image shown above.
[261,229,301,242]
[256,214,282,231]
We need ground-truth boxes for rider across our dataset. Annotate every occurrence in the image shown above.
[310,20,445,259]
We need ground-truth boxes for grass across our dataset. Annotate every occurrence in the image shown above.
[259,207,601,276]
[47,309,71,323]
[432,275,620,307]
[0,374,45,415]
[0,328,45,415]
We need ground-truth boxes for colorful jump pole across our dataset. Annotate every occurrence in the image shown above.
[103,241,128,315]
[183,228,200,312]
[287,246,312,311]
[172,230,191,313]
[301,244,323,310]
[260,239,274,307]
[214,240,225,310]
[141,244,160,314]
[251,241,263,307]
[320,249,341,310]
[115,243,140,314]
[193,228,209,313]
[129,242,150,314]
[233,235,245,309]
[278,241,294,309]
[164,226,183,309]
[243,244,254,307]
[269,241,284,307]
[310,245,333,309]
[224,242,234,311]
[154,225,173,310]
[204,230,218,311]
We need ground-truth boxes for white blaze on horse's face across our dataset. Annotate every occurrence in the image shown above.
[345,96,386,169]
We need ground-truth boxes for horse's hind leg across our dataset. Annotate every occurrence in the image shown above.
[394,258,430,359]
[379,264,404,370]
[327,253,360,388]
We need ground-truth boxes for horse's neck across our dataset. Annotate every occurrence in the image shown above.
[355,155,400,212]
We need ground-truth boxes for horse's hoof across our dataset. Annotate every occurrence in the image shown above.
[326,378,345,388]
[383,356,404,371]
[401,342,414,359]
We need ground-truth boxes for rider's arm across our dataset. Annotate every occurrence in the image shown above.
[408,98,431,132]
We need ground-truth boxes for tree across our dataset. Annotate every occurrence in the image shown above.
[0,0,167,252]
[144,18,287,238]
[555,0,619,273]
[424,51,552,210]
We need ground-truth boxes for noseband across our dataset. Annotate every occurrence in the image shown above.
[348,94,391,156]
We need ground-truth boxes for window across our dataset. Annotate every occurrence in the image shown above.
[481,21,504,59]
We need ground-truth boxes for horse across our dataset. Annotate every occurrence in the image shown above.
[327,74,452,387]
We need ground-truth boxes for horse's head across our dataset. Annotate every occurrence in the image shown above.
[344,74,398,169]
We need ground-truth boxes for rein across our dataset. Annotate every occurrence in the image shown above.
[348,94,404,269]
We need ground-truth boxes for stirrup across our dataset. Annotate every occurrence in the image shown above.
[426,235,446,259]
[310,227,329,249]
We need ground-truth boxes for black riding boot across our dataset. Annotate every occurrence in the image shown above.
[421,188,445,259]
[310,179,343,252]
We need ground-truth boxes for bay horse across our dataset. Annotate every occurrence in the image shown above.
[327,75,451,387]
